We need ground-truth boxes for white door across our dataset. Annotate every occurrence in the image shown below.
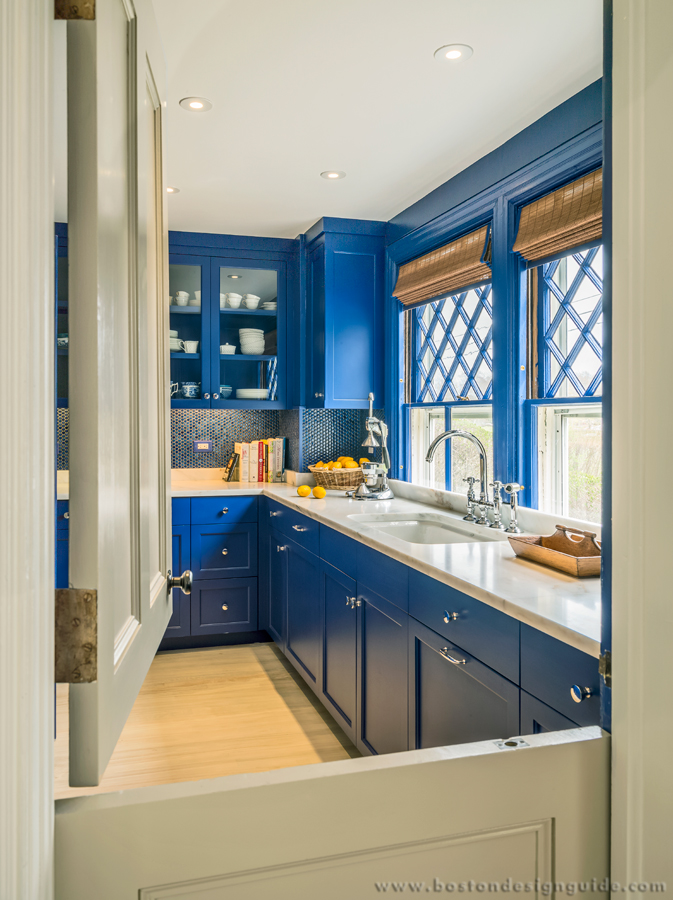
[66,0,173,786]
[55,727,609,898]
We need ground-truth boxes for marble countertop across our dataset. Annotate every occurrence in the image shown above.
[58,469,602,657]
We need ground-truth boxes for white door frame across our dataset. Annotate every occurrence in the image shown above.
[3,0,673,895]
[0,1,55,898]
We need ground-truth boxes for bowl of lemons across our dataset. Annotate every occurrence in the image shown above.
[307,456,366,492]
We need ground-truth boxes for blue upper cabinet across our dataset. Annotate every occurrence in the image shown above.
[168,231,300,409]
[304,218,386,409]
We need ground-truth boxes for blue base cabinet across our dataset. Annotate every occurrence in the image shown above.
[408,619,519,751]
[320,560,358,744]
[285,537,322,688]
[266,527,287,650]
[357,587,409,756]
[165,525,191,640]
[191,577,258,635]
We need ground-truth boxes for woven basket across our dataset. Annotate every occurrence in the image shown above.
[308,465,364,490]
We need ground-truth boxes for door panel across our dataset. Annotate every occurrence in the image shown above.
[162,526,190,640]
[320,561,357,740]
[520,690,579,735]
[55,729,609,899]
[66,0,170,785]
[408,619,519,751]
[357,587,408,756]
[267,528,287,649]
[190,523,257,579]
[285,539,321,685]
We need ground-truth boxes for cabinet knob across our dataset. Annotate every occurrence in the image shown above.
[222,548,228,556]
[269,511,279,517]
[355,599,362,607]
[221,604,228,611]
[213,393,219,400]
[439,647,466,665]
[203,393,211,399]
[346,596,356,608]
[315,392,324,398]
[63,512,70,520]
[443,611,459,623]
[222,508,229,514]
[277,545,287,552]
[570,685,592,703]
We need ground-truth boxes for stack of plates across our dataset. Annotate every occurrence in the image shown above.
[239,328,265,355]
[261,301,277,310]
[236,389,268,400]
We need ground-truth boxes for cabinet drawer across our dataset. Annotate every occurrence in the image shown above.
[191,577,258,635]
[172,497,190,525]
[57,500,70,531]
[320,525,358,580]
[408,570,519,684]
[356,543,408,613]
[190,523,258,579]
[267,499,319,556]
[520,624,600,727]
[190,495,257,525]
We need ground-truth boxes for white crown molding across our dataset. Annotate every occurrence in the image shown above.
[0,1,54,897]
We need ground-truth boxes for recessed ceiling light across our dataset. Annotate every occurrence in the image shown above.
[166,186,180,193]
[320,171,346,180]
[179,97,213,112]
[229,274,242,279]
[434,44,473,62]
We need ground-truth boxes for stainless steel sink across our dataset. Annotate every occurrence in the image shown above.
[347,512,505,545]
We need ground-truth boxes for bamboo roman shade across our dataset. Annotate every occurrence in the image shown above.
[513,168,602,264]
[393,225,491,307]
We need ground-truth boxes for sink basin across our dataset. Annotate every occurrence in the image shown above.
[347,512,504,545]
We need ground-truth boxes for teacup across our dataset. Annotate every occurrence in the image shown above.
[219,386,233,399]
[227,296,242,309]
[57,335,69,347]
[183,340,199,353]
[175,291,188,299]
[243,297,260,309]
[170,339,185,352]
[175,296,188,306]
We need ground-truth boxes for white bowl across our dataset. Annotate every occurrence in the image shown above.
[175,297,188,306]
[236,389,269,399]
[239,328,264,335]
[169,330,178,337]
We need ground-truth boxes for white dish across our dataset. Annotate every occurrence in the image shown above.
[236,389,268,399]
[174,297,188,306]
[239,328,264,335]
[169,330,178,337]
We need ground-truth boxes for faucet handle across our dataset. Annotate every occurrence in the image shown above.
[463,476,478,486]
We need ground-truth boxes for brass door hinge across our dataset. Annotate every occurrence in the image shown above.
[55,0,95,19]
[55,588,97,683]
[599,650,611,688]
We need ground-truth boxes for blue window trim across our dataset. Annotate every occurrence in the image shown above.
[384,119,603,504]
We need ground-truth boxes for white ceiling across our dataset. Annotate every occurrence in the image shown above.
[55,1,603,238]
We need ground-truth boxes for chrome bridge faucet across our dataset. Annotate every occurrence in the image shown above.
[425,430,523,531]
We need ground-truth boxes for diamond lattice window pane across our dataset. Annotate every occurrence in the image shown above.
[541,248,603,398]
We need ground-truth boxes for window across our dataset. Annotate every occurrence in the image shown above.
[537,404,602,522]
[413,285,492,403]
[409,404,493,495]
[532,245,603,523]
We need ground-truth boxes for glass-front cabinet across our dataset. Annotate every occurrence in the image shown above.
[169,249,286,409]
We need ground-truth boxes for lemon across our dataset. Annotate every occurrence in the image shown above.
[332,461,343,469]
[314,461,325,468]
[359,457,370,465]
[297,485,311,497]
[312,485,326,499]
[326,461,335,470]
[344,461,358,469]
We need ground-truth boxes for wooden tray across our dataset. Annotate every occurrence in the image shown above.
[508,524,601,577]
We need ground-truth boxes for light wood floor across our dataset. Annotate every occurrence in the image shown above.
[55,643,359,799]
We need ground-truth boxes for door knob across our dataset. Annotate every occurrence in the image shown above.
[570,685,592,703]
[443,611,459,623]
[213,393,219,400]
[168,569,192,595]
[203,393,211,399]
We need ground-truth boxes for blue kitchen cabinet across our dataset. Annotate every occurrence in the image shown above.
[285,536,322,688]
[56,499,69,589]
[356,585,409,756]
[168,231,299,410]
[191,577,258,635]
[304,218,386,409]
[520,691,579,734]
[320,560,358,744]
[163,525,191,640]
[408,618,519,751]
[267,528,288,650]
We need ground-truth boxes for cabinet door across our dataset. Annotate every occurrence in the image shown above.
[191,577,258,635]
[169,254,211,408]
[320,561,357,743]
[267,528,288,650]
[210,256,287,409]
[357,587,408,756]
[408,619,519,751]
[285,538,321,687]
[162,525,191,641]
[56,532,69,590]
[190,523,257,579]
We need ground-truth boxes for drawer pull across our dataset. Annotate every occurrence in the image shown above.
[443,611,459,623]
[292,525,308,532]
[439,647,466,665]
[63,512,70,520]
[346,596,355,607]
[570,684,592,703]
[222,549,228,556]
[221,604,228,611]
[269,511,280,517]
[221,508,229,515]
